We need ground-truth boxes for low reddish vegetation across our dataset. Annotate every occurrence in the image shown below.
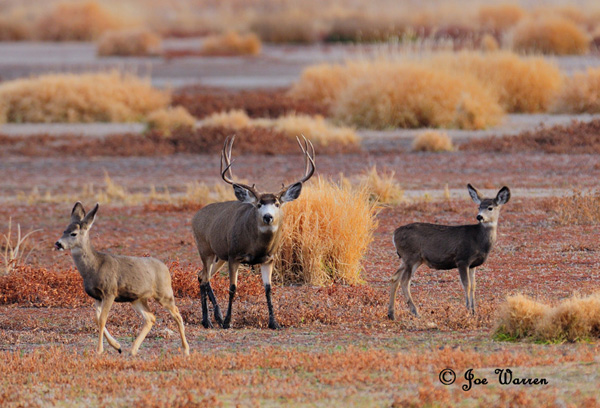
[462,119,600,153]
[172,86,328,119]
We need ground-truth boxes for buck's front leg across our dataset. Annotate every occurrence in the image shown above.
[223,261,240,329]
[261,262,281,330]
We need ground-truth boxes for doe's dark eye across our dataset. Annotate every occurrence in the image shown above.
[488,207,493,211]
[257,204,262,208]
[70,233,77,237]
[275,203,280,208]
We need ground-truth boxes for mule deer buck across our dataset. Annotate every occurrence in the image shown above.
[192,135,315,330]
[388,184,510,320]
[55,202,190,356]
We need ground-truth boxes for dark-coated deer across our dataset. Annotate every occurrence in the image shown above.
[192,135,315,330]
[388,184,510,320]
[55,202,190,356]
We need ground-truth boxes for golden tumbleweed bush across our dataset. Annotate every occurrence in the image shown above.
[553,68,600,114]
[495,293,600,342]
[201,31,262,56]
[97,29,162,56]
[511,16,589,55]
[146,106,197,136]
[412,131,454,152]
[35,1,125,41]
[0,72,170,123]
[275,177,377,285]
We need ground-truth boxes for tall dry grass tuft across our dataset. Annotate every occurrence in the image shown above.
[412,131,454,152]
[548,190,600,225]
[553,68,600,114]
[495,293,600,342]
[478,4,526,32]
[332,62,502,129]
[0,72,169,123]
[1,219,40,275]
[146,106,196,136]
[97,28,162,56]
[275,177,377,285]
[433,51,562,113]
[0,15,29,41]
[202,110,359,148]
[359,166,404,204]
[201,31,261,56]
[35,1,125,41]
[511,16,589,55]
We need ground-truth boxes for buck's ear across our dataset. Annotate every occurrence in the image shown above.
[81,203,99,230]
[71,202,86,223]
[280,182,303,203]
[467,184,482,205]
[495,186,511,205]
[233,184,258,204]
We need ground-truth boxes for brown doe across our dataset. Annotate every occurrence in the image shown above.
[192,135,315,329]
[388,184,510,319]
[55,202,190,356]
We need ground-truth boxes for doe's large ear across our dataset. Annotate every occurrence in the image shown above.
[467,184,483,205]
[233,184,258,204]
[81,203,99,230]
[280,182,303,203]
[71,202,86,223]
[495,186,511,205]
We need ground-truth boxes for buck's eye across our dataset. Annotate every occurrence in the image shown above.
[257,203,262,208]
[488,207,493,211]
[70,232,77,237]
[275,203,280,208]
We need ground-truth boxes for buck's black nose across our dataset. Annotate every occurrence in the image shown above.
[476,215,483,222]
[54,241,63,250]
[263,214,273,225]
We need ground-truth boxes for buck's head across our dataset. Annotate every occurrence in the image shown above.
[222,135,315,230]
[55,202,98,251]
[467,184,510,227]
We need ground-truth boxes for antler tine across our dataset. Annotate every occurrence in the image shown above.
[219,135,260,196]
[278,136,316,195]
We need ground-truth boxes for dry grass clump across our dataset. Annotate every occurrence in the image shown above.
[358,166,403,204]
[553,68,600,114]
[412,131,455,152]
[145,106,196,136]
[511,16,589,55]
[333,62,502,129]
[0,15,29,41]
[200,31,261,56]
[495,293,600,342]
[481,33,500,51]
[0,72,169,123]
[275,177,377,285]
[478,4,526,31]
[250,10,323,44]
[325,13,405,42]
[35,1,125,41]
[549,190,600,225]
[202,110,359,148]
[1,219,39,276]
[97,28,162,57]
[433,51,562,113]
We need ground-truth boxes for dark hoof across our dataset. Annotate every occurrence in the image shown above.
[214,310,224,326]
[268,320,281,330]
[202,319,214,329]
[222,318,231,329]
[118,348,122,354]
[387,312,395,321]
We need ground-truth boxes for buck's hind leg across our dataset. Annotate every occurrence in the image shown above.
[388,262,404,320]
[198,255,214,329]
[223,261,240,329]
[94,300,121,353]
[207,257,226,325]
[401,261,420,317]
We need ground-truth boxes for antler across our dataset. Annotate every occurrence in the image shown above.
[220,136,260,197]
[278,135,316,195]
